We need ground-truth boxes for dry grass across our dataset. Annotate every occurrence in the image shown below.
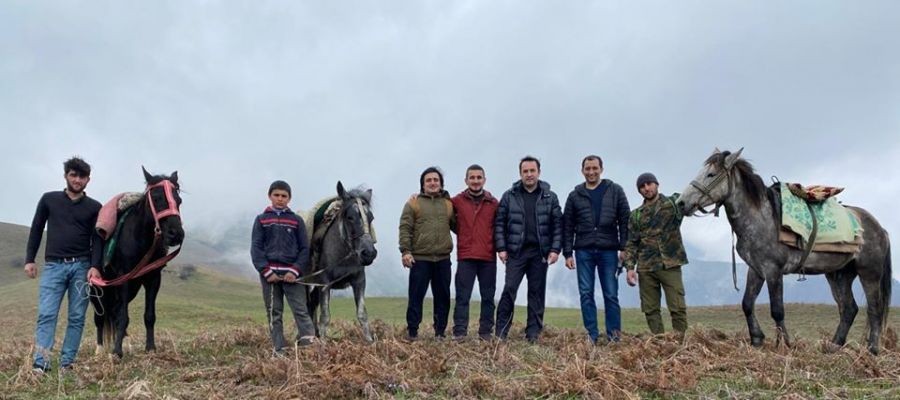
[3,321,899,399]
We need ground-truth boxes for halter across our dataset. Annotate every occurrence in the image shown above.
[297,197,374,288]
[689,164,733,217]
[146,180,181,231]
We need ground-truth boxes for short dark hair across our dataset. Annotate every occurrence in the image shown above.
[268,180,292,197]
[581,155,603,169]
[519,156,541,172]
[465,164,485,178]
[420,166,444,192]
[63,157,91,177]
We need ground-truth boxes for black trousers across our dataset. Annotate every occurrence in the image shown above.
[406,258,452,337]
[452,259,497,337]
[495,247,548,339]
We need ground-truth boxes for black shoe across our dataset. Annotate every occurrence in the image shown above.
[526,336,538,344]
[404,333,418,342]
[297,336,316,347]
[479,333,492,341]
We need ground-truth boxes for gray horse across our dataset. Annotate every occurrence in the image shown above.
[678,149,891,354]
[305,182,378,342]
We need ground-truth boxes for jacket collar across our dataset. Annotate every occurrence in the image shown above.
[512,180,550,194]
[574,179,611,195]
[458,189,496,202]
[419,190,451,200]
[264,206,294,215]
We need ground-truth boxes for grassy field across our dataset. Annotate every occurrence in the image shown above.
[1,266,898,399]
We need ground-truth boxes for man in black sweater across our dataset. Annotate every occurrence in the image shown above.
[24,157,103,374]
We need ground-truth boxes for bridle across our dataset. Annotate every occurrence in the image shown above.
[689,163,733,217]
[338,198,374,262]
[146,180,181,233]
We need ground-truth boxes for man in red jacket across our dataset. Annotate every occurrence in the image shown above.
[451,164,500,340]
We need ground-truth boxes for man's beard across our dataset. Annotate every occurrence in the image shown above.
[66,183,84,194]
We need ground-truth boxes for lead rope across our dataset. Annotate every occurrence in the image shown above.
[731,228,739,291]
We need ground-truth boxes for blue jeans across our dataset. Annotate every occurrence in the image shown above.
[33,260,91,369]
[575,249,621,341]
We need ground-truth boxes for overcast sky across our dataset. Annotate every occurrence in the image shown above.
[3,1,899,291]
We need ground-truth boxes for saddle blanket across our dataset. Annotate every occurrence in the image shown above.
[779,183,861,249]
[96,192,143,240]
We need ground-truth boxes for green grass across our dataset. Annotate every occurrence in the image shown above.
[1,266,898,399]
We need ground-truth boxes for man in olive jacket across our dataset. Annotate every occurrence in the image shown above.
[494,156,563,343]
[623,173,689,335]
[399,166,457,340]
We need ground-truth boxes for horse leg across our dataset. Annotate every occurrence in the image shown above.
[113,286,130,358]
[319,289,332,339]
[143,275,161,351]
[825,268,858,347]
[742,269,766,347]
[766,273,791,348]
[858,272,885,355]
[352,276,373,343]
[94,307,105,354]
[307,287,320,337]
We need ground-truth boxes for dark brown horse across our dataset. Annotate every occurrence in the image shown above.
[91,167,184,357]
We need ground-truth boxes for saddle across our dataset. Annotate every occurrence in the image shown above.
[768,183,863,255]
[97,192,144,268]
[305,198,343,270]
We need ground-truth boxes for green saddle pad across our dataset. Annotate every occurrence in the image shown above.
[780,183,860,244]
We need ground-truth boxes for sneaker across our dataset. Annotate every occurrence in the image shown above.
[526,336,538,344]
[31,363,49,376]
[60,364,76,373]
[404,333,418,343]
[272,349,287,358]
[297,336,316,347]
[451,335,465,341]
[478,333,492,341]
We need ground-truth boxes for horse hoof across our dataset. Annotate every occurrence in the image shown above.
[868,345,880,356]
[750,337,765,347]
[364,335,374,343]
[821,341,842,354]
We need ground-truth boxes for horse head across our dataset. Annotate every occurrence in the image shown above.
[336,181,377,266]
[678,148,744,216]
[142,166,185,247]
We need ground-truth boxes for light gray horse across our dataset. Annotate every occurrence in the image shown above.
[678,149,891,354]
[305,182,378,342]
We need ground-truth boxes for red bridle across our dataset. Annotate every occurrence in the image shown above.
[146,180,180,230]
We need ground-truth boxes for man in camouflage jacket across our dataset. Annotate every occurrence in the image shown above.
[622,173,688,335]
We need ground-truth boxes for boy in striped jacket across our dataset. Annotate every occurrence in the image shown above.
[251,180,315,355]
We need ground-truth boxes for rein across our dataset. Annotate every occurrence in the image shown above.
[90,180,182,287]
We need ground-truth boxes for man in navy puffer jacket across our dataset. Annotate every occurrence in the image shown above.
[494,156,563,343]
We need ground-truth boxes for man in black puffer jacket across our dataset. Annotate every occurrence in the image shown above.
[562,155,631,344]
[494,156,563,343]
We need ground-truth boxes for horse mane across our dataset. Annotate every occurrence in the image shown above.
[704,151,766,208]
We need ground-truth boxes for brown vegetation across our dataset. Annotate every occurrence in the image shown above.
[2,321,898,399]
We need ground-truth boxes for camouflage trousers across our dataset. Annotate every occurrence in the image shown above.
[638,266,687,335]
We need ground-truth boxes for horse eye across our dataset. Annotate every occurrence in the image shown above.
[706,173,716,178]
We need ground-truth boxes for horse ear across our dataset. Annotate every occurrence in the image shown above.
[363,188,373,203]
[724,148,744,169]
[170,171,178,184]
[337,181,347,199]
[142,166,153,183]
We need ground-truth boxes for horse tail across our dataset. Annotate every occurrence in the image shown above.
[881,243,892,329]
